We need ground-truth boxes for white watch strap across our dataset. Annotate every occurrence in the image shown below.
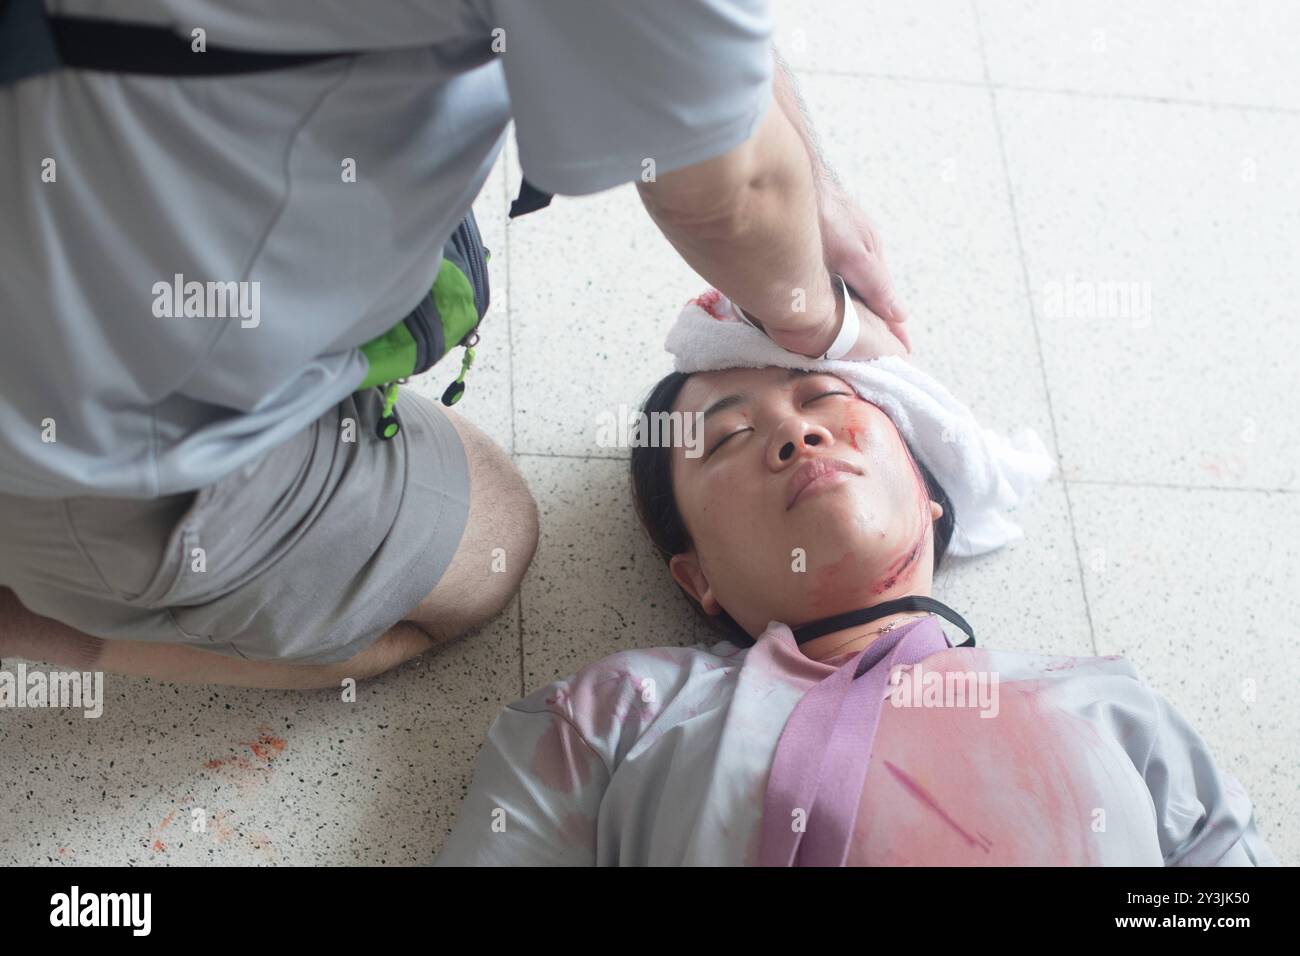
[728,298,760,328]
[822,275,859,360]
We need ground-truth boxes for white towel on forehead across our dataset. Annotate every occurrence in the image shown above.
[663,290,1057,558]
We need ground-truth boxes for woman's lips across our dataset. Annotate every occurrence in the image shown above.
[785,456,860,510]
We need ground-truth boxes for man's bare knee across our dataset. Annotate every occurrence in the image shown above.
[405,408,538,643]
[330,623,434,683]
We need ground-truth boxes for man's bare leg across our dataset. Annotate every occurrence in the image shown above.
[94,623,438,690]
[0,405,537,690]
[0,587,437,690]
[0,585,104,671]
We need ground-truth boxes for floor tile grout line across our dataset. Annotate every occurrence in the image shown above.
[792,67,987,91]
[503,131,517,461]
[514,450,631,461]
[515,589,525,698]
[1066,477,1299,495]
[499,128,526,698]
[987,81,1300,117]
[793,67,1300,117]
[969,0,1100,658]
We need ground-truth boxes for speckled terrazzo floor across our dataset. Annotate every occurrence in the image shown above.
[3,0,1296,866]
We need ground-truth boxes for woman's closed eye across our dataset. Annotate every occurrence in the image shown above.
[806,389,852,403]
[705,390,854,457]
[706,427,749,458]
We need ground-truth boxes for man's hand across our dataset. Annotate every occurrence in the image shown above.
[638,45,914,361]
[840,289,909,360]
[817,179,912,354]
[734,284,908,362]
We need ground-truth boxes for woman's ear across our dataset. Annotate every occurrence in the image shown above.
[930,499,944,522]
[669,551,722,615]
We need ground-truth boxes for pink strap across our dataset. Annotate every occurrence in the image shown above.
[759,616,951,867]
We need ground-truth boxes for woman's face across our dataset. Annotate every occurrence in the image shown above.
[667,366,942,638]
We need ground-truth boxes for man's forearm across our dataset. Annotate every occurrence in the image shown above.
[637,55,842,358]
[772,47,838,191]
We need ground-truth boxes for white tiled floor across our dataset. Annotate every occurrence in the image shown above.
[3,0,1295,866]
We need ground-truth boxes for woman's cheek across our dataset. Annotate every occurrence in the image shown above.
[695,468,740,531]
[840,403,875,453]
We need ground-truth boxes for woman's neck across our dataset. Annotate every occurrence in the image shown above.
[799,607,934,663]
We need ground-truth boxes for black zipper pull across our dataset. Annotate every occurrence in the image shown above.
[441,334,478,406]
[376,382,401,439]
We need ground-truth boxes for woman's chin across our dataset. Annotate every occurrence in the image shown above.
[787,500,889,547]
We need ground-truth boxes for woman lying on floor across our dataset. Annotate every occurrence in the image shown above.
[435,364,1278,866]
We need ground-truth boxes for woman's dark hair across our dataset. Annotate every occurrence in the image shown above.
[629,370,956,646]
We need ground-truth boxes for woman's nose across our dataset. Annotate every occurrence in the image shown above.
[770,418,835,467]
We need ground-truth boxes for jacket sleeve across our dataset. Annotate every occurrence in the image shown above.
[1133,680,1279,866]
[433,704,608,866]
[483,0,773,196]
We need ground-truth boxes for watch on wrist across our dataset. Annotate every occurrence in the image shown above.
[727,276,859,360]
[821,274,860,360]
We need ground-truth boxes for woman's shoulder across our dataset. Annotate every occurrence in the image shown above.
[516,641,743,698]
[503,642,746,747]
[924,642,1145,684]
[921,645,1175,744]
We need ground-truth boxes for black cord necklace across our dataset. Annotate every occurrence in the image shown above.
[789,595,976,648]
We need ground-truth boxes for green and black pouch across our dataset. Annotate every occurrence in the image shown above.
[358,210,492,439]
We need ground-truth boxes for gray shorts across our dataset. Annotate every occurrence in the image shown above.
[0,387,470,664]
